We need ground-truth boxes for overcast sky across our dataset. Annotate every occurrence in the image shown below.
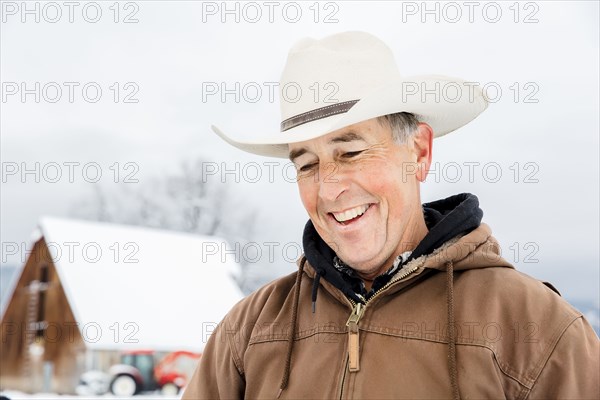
[1,1,598,303]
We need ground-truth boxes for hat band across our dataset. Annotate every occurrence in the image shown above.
[280,100,359,132]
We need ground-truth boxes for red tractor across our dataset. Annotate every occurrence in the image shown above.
[109,350,201,396]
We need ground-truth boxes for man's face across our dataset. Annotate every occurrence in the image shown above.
[289,118,431,279]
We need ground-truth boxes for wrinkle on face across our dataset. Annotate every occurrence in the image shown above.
[289,118,428,276]
[294,131,413,180]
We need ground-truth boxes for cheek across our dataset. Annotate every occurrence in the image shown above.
[364,166,409,215]
[361,164,401,198]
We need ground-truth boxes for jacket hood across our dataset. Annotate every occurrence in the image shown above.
[411,192,483,262]
[412,221,512,272]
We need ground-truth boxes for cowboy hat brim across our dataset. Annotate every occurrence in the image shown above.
[212,75,489,159]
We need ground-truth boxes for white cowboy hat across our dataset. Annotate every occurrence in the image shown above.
[212,31,489,159]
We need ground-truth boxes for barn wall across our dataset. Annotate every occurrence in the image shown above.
[1,238,45,392]
[0,238,86,394]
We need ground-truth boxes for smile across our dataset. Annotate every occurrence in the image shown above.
[331,204,371,224]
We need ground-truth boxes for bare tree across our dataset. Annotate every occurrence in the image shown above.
[70,158,259,293]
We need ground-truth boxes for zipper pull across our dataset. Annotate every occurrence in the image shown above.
[346,302,365,372]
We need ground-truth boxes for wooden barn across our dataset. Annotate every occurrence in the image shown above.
[0,217,244,394]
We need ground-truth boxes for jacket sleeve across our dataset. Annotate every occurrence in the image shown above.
[182,318,245,400]
[527,316,599,399]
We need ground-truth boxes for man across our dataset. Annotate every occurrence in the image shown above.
[183,32,599,399]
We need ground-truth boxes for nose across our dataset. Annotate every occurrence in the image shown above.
[317,161,348,203]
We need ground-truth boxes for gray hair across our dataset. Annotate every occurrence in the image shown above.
[376,112,420,144]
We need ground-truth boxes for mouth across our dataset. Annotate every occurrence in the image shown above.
[330,204,372,226]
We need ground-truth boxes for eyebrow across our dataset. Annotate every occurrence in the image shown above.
[288,148,307,162]
[288,131,366,161]
[328,131,365,144]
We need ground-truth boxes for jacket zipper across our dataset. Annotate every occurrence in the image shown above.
[346,302,365,372]
[338,262,421,399]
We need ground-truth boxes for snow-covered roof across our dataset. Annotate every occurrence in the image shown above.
[37,217,244,353]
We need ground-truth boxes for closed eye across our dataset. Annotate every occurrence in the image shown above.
[341,150,365,159]
[298,163,318,172]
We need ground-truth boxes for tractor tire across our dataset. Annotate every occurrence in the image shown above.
[161,382,180,395]
[110,374,138,396]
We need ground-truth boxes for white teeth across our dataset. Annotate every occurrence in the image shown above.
[332,204,370,223]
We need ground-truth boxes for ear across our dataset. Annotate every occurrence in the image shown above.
[412,123,433,182]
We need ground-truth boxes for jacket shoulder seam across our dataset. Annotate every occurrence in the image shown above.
[524,315,583,397]
[223,315,246,377]
[219,271,299,375]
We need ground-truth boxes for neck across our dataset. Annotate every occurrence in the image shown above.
[358,212,429,289]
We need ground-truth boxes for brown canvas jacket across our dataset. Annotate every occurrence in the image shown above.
[183,223,600,399]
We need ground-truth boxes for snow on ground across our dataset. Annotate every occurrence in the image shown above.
[0,391,180,400]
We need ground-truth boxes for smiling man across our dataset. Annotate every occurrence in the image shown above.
[183,32,599,399]
[289,117,431,288]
